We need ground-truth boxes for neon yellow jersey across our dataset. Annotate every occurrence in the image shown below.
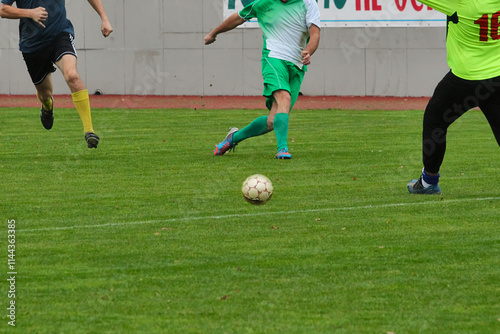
[420,0,500,80]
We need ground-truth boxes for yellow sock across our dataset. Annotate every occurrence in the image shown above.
[37,92,53,111]
[72,89,94,134]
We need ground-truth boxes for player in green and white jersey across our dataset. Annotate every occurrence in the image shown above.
[205,0,321,159]
[407,0,500,194]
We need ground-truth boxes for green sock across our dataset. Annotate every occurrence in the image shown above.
[274,113,289,151]
[233,115,268,143]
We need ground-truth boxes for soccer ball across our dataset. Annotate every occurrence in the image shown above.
[241,174,274,205]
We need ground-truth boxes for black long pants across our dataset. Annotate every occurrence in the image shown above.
[422,71,500,173]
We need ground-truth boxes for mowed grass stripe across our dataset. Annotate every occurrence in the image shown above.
[18,195,500,232]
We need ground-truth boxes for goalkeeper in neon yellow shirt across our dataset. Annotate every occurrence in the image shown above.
[0,0,113,149]
[408,0,500,194]
[205,0,321,159]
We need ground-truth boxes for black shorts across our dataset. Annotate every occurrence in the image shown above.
[22,32,77,85]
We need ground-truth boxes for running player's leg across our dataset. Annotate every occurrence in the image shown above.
[272,62,305,158]
[36,74,53,111]
[213,114,270,156]
[23,46,57,130]
[269,90,291,156]
[54,35,99,148]
[213,56,286,155]
[35,74,55,130]
[261,57,293,157]
[230,90,291,155]
[422,71,475,173]
[408,71,476,193]
[232,116,269,143]
[55,54,93,132]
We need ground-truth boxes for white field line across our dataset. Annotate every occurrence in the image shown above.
[18,196,500,233]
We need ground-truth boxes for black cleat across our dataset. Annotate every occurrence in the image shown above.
[40,97,54,130]
[85,132,100,149]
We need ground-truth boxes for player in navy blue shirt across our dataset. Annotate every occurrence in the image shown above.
[0,0,113,148]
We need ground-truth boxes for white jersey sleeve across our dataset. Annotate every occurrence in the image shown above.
[304,0,321,29]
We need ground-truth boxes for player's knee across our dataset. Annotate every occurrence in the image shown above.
[275,94,291,111]
[65,70,82,87]
[37,90,52,101]
[275,90,291,103]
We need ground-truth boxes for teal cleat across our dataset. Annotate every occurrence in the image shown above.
[407,178,441,194]
[275,148,292,159]
[213,127,238,156]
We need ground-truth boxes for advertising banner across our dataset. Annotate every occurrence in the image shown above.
[224,0,446,27]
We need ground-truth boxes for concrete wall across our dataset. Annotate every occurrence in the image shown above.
[0,0,449,96]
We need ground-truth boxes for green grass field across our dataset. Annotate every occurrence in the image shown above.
[1,106,499,333]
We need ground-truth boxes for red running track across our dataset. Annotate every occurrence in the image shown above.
[0,95,429,111]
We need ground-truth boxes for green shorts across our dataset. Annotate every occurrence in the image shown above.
[261,56,306,111]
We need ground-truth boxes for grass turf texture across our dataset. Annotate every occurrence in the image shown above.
[1,106,499,333]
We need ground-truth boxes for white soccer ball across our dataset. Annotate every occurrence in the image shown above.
[242,174,274,205]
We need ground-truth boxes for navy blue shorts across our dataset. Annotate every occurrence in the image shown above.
[22,32,77,85]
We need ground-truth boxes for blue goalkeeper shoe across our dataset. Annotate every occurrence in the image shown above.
[213,127,238,156]
[407,177,441,194]
[275,148,292,159]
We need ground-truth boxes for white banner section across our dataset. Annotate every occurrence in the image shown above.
[224,0,446,28]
